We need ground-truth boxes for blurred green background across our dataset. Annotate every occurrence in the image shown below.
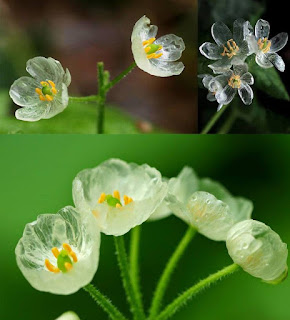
[0,134,289,319]
[0,0,197,133]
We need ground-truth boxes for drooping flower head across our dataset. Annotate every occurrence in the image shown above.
[166,166,253,240]
[245,19,288,72]
[10,57,71,121]
[73,159,167,236]
[131,16,185,77]
[227,220,288,284]
[56,312,80,320]
[199,74,224,111]
[214,63,254,107]
[199,19,249,74]
[15,206,100,295]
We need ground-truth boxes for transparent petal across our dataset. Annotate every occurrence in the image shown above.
[211,21,232,46]
[9,76,40,107]
[255,52,273,68]
[246,34,259,55]
[200,74,214,89]
[240,72,254,85]
[131,15,158,43]
[238,83,253,105]
[187,191,234,241]
[15,206,100,295]
[55,311,80,320]
[266,53,285,72]
[227,220,288,282]
[217,84,236,105]
[208,58,232,74]
[149,59,185,77]
[72,159,167,235]
[155,34,185,61]
[207,92,217,102]
[15,104,49,122]
[243,21,254,38]
[209,73,230,89]
[269,32,288,53]
[233,18,247,45]
[255,19,270,39]
[64,68,72,87]
[199,42,222,60]
[233,63,248,76]
[235,40,250,59]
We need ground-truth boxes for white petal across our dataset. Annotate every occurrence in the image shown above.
[149,59,185,77]
[208,58,232,74]
[255,52,273,68]
[246,34,259,55]
[217,85,236,105]
[211,21,232,46]
[199,74,214,89]
[233,63,248,76]
[207,92,217,102]
[64,68,72,87]
[15,206,100,295]
[269,32,288,53]
[227,220,288,282]
[155,34,185,61]
[15,104,49,122]
[199,42,222,60]
[238,83,253,105]
[240,72,254,85]
[131,15,158,43]
[266,53,285,72]
[255,19,270,39]
[187,191,234,241]
[55,312,80,320]
[233,18,247,45]
[9,76,40,107]
[73,159,167,236]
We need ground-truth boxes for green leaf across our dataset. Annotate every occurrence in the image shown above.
[248,57,290,101]
[0,91,163,134]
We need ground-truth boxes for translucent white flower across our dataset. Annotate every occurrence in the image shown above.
[72,159,167,236]
[199,19,249,74]
[15,206,100,295]
[227,220,288,283]
[166,167,253,240]
[214,64,254,106]
[199,74,224,111]
[245,19,288,72]
[131,15,185,77]
[10,57,71,121]
[55,312,80,320]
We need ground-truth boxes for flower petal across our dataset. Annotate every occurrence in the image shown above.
[255,19,270,39]
[208,58,232,74]
[233,63,248,76]
[131,15,158,43]
[240,72,254,85]
[9,76,40,107]
[199,74,214,89]
[155,34,185,61]
[199,42,222,60]
[233,18,246,45]
[207,92,217,102]
[56,312,80,320]
[255,52,273,68]
[217,84,236,105]
[149,59,185,77]
[238,83,253,105]
[266,53,285,72]
[269,32,288,53]
[211,21,232,46]
[15,104,49,122]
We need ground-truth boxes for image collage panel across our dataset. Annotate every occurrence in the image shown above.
[0,0,289,320]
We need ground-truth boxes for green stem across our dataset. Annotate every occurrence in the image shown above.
[149,227,197,319]
[114,236,146,320]
[217,109,237,134]
[83,284,128,320]
[69,95,99,103]
[201,104,230,134]
[97,62,106,134]
[104,62,137,92]
[129,226,143,310]
[156,264,240,320]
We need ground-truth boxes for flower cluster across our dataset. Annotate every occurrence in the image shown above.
[16,159,288,297]
[199,19,288,111]
[9,15,185,122]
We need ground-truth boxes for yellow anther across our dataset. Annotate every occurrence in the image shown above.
[63,243,78,262]
[35,88,42,95]
[45,259,60,273]
[52,87,58,94]
[48,80,56,87]
[221,39,239,59]
[51,247,60,258]
[258,38,271,53]
[113,190,120,200]
[41,81,49,86]
[98,192,106,203]
[228,74,241,89]
[70,251,78,263]
[92,209,99,218]
[39,95,46,101]
[145,46,151,53]
[142,37,156,46]
[65,262,73,271]
[128,197,133,204]
[116,203,122,208]
[45,94,53,101]
[154,53,163,59]
[147,53,156,59]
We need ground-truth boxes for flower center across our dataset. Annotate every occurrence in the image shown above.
[257,37,271,53]
[98,190,133,208]
[228,74,241,89]
[45,243,78,273]
[142,38,163,60]
[35,80,58,102]
[221,39,239,59]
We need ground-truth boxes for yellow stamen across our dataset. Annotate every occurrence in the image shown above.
[63,243,78,263]
[142,37,156,46]
[41,81,49,86]
[51,247,60,258]
[39,95,46,101]
[45,259,60,273]
[147,53,156,59]
[64,262,73,271]
[52,87,58,94]
[116,203,122,208]
[35,88,42,95]
[36,80,57,102]
[257,38,271,53]
[154,53,163,59]
[221,39,239,59]
[48,80,56,87]
[113,190,120,200]
[144,47,151,53]
[45,94,53,101]
[98,192,106,203]
[228,74,241,89]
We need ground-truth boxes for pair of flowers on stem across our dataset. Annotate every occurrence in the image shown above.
[16,159,288,320]
[200,18,288,113]
[9,16,185,132]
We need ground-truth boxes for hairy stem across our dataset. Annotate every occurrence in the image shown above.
[156,264,240,320]
[201,104,230,134]
[83,284,128,320]
[69,95,99,103]
[129,226,143,310]
[149,227,197,319]
[114,236,146,320]
[97,62,106,134]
